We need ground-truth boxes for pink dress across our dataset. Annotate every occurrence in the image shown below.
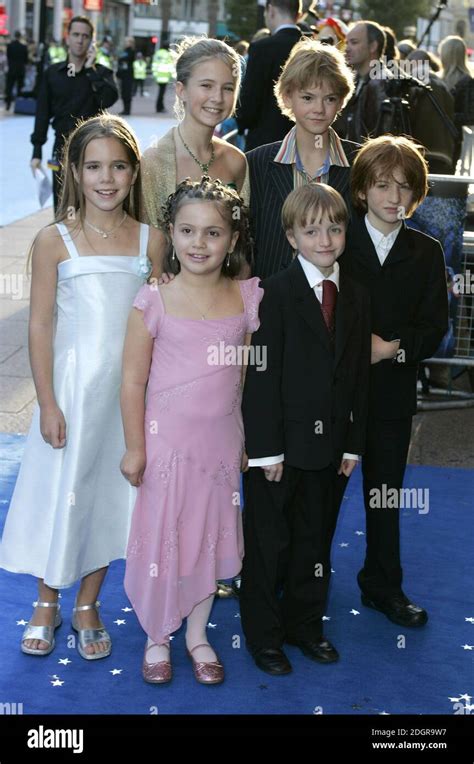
[124,277,263,644]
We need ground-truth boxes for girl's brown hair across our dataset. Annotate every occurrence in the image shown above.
[161,176,253,277]
[350,135,428,216]
[56,112,141,226]
[27,113,141,272]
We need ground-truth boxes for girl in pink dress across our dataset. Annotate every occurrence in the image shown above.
[120,177,263,684]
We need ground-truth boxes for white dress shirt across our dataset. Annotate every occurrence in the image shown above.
[248,255,359,467]
[364,214,402,266]
[272,24,301,35]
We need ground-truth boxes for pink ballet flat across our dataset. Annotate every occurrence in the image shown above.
[187,643,224,685]
[142,642,172,684]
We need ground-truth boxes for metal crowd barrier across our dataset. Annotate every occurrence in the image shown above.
[418,174,474,410]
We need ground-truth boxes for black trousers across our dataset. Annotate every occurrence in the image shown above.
[133,78,144,96]
[5,68,25,108]
[121,76,133,114]
[358,416,413,600]
[240,463,348,649]
[156,82,167,112]
[51,137,66,212]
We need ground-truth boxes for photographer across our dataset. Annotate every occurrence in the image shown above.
[405,49,458,173]
[334,21,390,144]
[30,16,118,210]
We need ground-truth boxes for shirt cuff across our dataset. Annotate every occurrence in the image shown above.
[342,453,359,461]
[248,454,284,467]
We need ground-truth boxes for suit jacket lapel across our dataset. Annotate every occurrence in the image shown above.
[328,164,350,198]
[382,222,412,267]
[268,156,293,205]
[289,259,332,353]
[347,213,383,274]
[334,272,357,369]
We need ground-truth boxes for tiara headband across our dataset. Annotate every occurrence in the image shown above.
[161,175,246,229]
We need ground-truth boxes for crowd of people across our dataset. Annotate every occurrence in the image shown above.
[0,28,176,119]
[0,0,472,687]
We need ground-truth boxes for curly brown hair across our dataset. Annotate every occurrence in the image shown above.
[161,176,253,277]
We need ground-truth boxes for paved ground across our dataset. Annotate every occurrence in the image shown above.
[0,82,473,468]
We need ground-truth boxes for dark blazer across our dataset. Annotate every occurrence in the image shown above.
[7,39,28,72]
[30,60,119,160]
[236,27,304,151]
[243,258,371,470]
[339,213,449,419]
[246,138,360,279]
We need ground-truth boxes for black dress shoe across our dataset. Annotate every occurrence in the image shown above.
[361,593,428,627]
[250,647,292,675]
[286,636,339,663]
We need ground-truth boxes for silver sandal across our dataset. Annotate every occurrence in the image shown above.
[71,600,112,661]
[21,600,62,656]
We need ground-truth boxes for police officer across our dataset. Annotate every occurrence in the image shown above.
[152,42,175,113]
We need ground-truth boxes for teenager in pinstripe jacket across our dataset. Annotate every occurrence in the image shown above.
[247,39,360,279]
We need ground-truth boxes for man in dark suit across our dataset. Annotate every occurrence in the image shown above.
[236,0,304,151]
[241,184,371,675]
[30,15,118,210]
[333,21,389,144]
[5,31,28,111]
[245,37,359,278]
[340,136,449,627]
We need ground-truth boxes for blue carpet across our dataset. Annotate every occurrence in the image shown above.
[0,433,472,715]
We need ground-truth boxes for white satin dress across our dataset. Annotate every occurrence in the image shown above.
[0,222,151,588]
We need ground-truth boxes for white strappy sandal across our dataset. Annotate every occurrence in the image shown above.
[71,600,112,661]
[21,600,62,656]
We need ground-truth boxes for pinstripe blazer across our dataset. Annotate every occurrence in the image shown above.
[246,138,360,279]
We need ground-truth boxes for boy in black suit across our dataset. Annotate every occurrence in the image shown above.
[245,37,359,279]
[240,184,371,675]
[340,136,449,627]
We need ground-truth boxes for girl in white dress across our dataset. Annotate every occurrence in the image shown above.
[0,114,165,660]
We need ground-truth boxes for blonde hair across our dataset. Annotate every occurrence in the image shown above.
[438,36,471,91]
[275,38,354,121]
[282,183,349,231]
[173,36,242,121]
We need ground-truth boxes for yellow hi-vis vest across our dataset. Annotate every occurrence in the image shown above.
[49,44,67,64]
[152,49,175,84]
[133,59,147,80]
[96,49,112,69]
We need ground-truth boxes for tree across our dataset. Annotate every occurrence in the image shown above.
[161,0,171,46]
[357,0,433,39]
[208,0,219,38]
[225,0,259,42]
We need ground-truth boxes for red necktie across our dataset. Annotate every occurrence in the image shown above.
[321,279,337,335]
